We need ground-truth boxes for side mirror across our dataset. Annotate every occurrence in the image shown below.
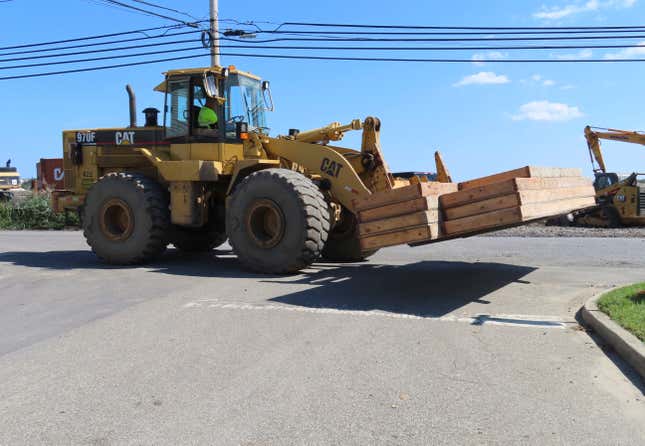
[262,80,274,112]
[203,72,219,98]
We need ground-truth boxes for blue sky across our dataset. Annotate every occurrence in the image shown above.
[1,0,645,180]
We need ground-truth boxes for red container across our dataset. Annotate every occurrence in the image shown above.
[37,158,65,190]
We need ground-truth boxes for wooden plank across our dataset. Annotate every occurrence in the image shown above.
[458,166,583,191]
[440,179,518,209]
[440,176,593,209]
[358,195,438,223]
[444,194,520,220]
[457,167,531,191]
[443,207,523,236]
[527,166,583,179]
[520,196,596,220]
[443,196,596,236]
[359,224,439,251]
[517,186,595,204]
[359,210,439,237]
[514,176,592,191]
[353,182,457,211]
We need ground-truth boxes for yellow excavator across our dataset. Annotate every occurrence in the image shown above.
[566,126,645,227]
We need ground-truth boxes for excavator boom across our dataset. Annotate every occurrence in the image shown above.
[584,126,645,174]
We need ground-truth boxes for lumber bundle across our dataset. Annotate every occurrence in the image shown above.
[441,167,595,236]
[353,166,595,251]
[354,182,458,250]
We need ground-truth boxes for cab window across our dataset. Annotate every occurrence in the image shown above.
[165,78,190,139]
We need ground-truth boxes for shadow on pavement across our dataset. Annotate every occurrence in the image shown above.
[267,260,535,317]
[0,249,536,318]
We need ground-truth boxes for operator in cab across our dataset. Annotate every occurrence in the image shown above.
[198,97,219,129]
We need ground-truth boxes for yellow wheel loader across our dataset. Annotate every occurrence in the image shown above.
[56,66,406,273]
[55,65,594,274]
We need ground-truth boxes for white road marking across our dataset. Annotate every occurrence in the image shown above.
[182,300,574,330]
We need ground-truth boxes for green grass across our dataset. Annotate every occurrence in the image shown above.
[597,283,645,342]
[0,195,79,230]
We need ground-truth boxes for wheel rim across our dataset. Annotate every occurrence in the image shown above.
[99,198,134,241]
[245,199,285,249]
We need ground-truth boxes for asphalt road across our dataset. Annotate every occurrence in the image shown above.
[0,231,643,445]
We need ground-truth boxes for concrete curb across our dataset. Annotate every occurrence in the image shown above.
[581,290,645,380]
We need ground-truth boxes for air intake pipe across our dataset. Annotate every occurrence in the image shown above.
[126,84,137,128]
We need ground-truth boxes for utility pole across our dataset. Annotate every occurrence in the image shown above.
[209,0,220,67]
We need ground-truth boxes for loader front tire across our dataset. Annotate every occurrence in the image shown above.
[226,168,330,274]
[82,173,170,265]
[321,209,377,262]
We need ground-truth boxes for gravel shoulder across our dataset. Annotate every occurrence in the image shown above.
[486,222,645,238]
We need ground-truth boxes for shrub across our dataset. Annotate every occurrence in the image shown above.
[0,195,79,230]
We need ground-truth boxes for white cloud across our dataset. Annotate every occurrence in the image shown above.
[471,51,508,66]
[453,72,510,87]
[522,74,557,86]
[553,49,593,60]
[512,101,584,121]
[533,0,636,20]
[604,41,645,59]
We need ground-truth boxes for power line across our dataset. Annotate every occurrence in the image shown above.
[257,28,645,36]
[279,21,645,31]
[4,40,645,64]
[222,33,645,43]
[0,46,205,70]
[0,22,199,52]
[3,50,645,81]
[131,0,200,20]
[0,53,208,80]
[0,36,199,62]
[90,0,196,25]
[218,52,645,63]
[0,30,199,58]
[202,42,645,52]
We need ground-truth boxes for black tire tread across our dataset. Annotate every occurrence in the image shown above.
[228,168,330,273]
[83,172,169,264]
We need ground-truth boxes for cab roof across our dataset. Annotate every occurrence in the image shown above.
[153,65,261,93]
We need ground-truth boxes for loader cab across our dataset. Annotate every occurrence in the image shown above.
[593,172,620,191]
[158,67,272,143]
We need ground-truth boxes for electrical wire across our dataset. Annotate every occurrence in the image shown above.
[0,53,208,80]
[256,28,645,36]
[3,50,645,81]
[279,21,645,31]
[0,37,199,62]
[5,40,645,64]
[0,22,197,52]
[0,30,200,58]
[131,0,200,20]
[92,0,193,25]
[221,34,645,43]
[0,46,204,70]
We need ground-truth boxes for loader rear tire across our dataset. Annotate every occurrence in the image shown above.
[226,168,330,274]
[82,172,170,265]
[322,209,378,262]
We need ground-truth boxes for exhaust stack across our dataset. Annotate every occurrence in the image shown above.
[126,84,137,128]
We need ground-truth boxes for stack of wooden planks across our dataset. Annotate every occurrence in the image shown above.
[440,166,596,237]
[354,182,458,251]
